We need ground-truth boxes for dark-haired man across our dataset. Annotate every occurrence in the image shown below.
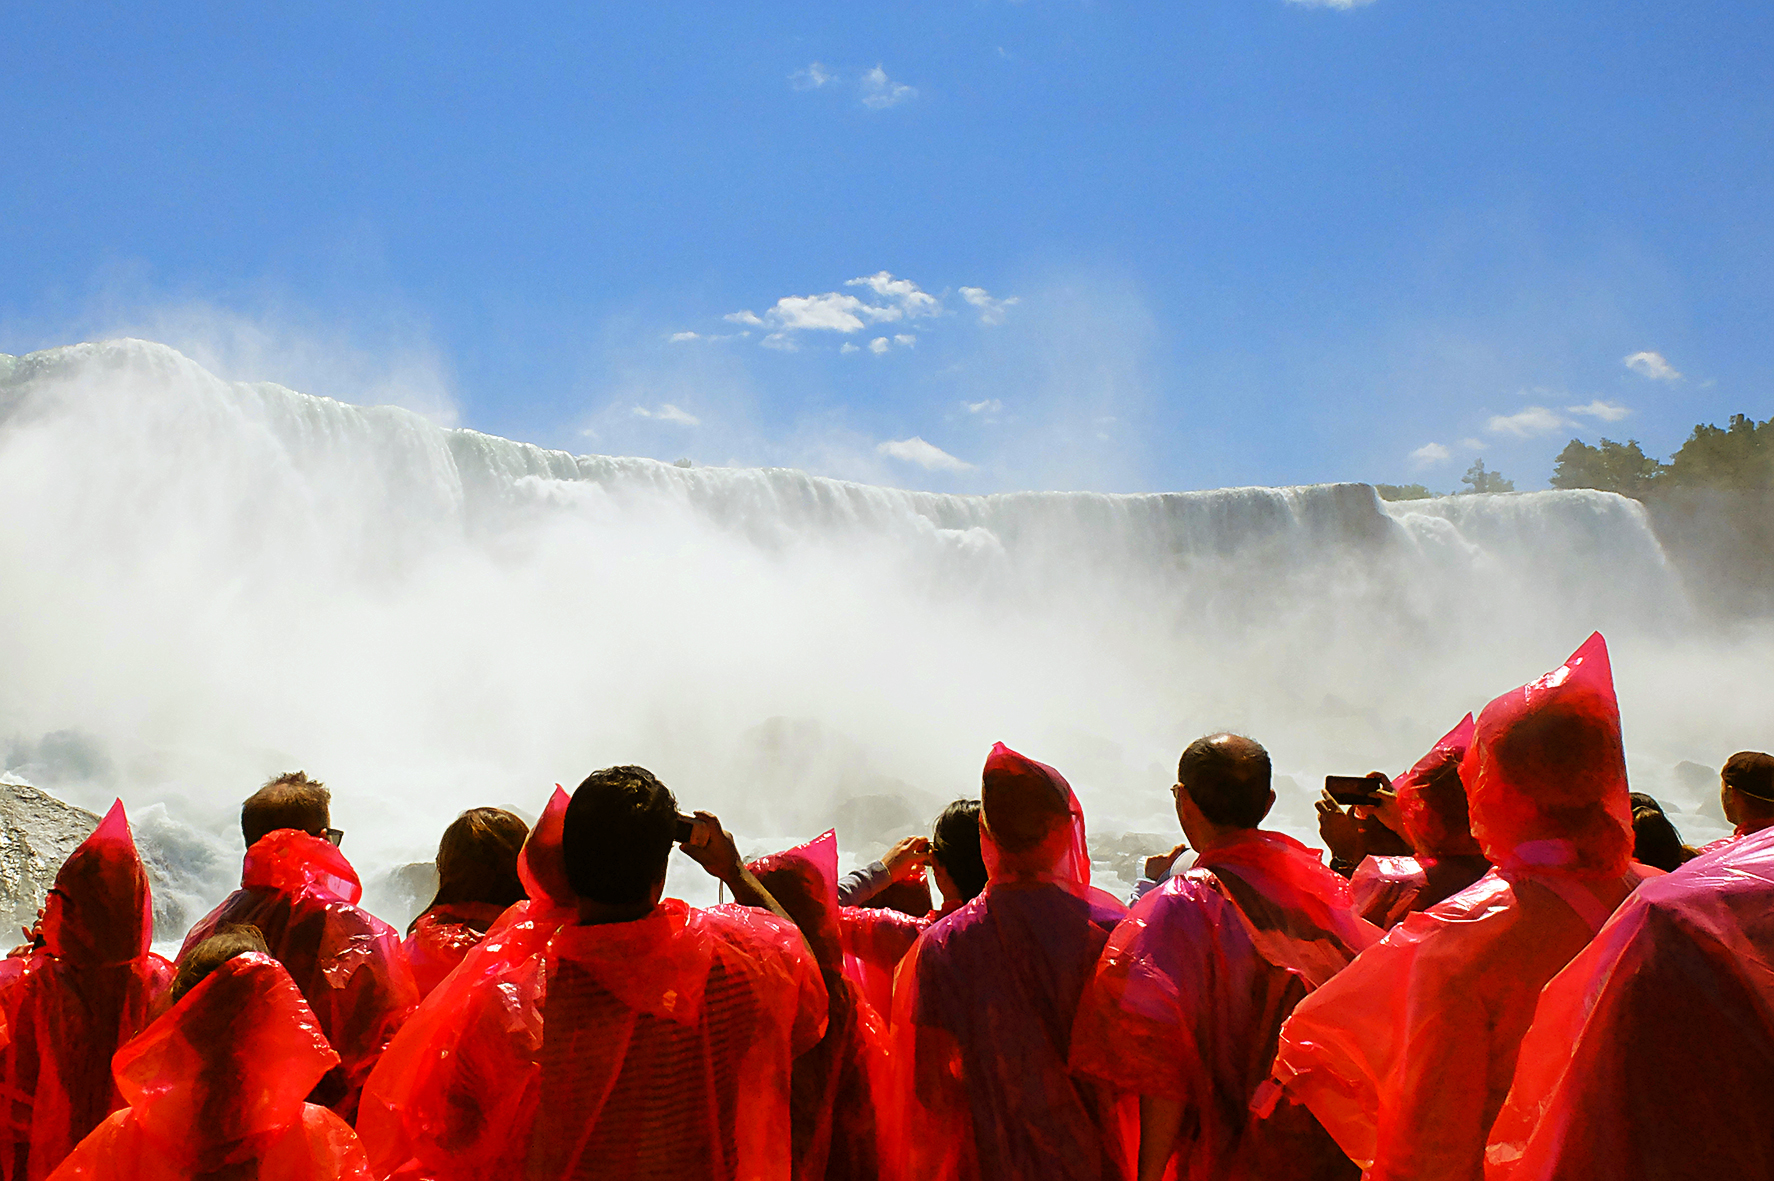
[1071,734,1377,1181]
[357,766,827,1181]
[179,771,417,1121]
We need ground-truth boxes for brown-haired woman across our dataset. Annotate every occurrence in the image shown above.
[403,808,529,998]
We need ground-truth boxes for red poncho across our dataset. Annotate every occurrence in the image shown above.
[47,952,372,1180]
[837,906,928,1021]
[1351,714,1490,929]
[0,801,173,1181]
[1273,633,1657,1181]
[359,787,829,1181]
[889,744,1130,1181]
[404,902,508,1000]
[750,831,890,1181]
[1484,824,1774,1180]
[179,830,419,1120]
[1069,825,1378,1181]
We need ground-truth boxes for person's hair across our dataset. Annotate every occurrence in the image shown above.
[241,771,331,848]
[859,877,933,917]
[171,926,268,1004]
[1178,734,1272,829]
[1628,791,1666,815]
[1724,752,1774,811]
[562,766,678,905]
[1631,806,1692,873]
[931,800,987,901]
[430,808,529,912]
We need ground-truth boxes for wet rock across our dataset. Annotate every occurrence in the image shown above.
[363,861,439,933]
[0,779,100,940]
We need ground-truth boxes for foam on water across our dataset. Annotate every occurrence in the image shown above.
[0,340,1761,922]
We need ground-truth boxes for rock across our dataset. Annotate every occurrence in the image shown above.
[363,861,439,933]
[0,779,100,940]
[1088,830,1177,895]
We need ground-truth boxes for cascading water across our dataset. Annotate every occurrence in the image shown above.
[0,340,1762,929]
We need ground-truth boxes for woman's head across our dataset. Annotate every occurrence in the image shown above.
[931,800,987,904]
[431,807,531,912]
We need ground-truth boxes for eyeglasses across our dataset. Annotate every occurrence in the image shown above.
[323,828,344,847]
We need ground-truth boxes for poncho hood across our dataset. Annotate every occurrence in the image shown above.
[118,951,339,1156]
[241,828,362,905]
[1465,632,1635,879]
[1396,714,1484,858]
[748,829,842,969]
[41,799,154,965]
[516,785,575,911]
[979,742,1092,895]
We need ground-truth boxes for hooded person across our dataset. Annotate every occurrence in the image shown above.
[1348,716,1493,929]
[357,768,828,1181]
[749,831,890,1181]
[840,800,988,1021]
[48,941,372,1181]
[1271,632,1661,1181]
[890,744,1129,1181]
[0,801,173,1181]
[404,808,530,999]
[178,772,419,1121]
[1483,824,1774,1181]
[1068,734,1378,1181]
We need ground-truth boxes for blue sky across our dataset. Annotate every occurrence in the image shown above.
[3,1,1769,493]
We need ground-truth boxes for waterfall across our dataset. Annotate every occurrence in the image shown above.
[0,340,1757,916]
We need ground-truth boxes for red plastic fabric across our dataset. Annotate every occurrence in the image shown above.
[404,902,508,1000]
[1273,633,1651,1181]
[179,829,419,1120]
[750,832,891,1181]
[47,951,371,1180]
[1463,632,1634,879]
[889,744,1130,1181]
[1069,829,1378,1181]
[359,786,828,1181]
[0,801,173,1181]
[1485,825,1774,1180]
[838,906,928,1021]
[1349,856,1429,929]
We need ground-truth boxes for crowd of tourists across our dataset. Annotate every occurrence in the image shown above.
[3,630,1772,1180]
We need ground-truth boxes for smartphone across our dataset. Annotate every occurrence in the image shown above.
[1325,775,1383,807]
[675,814,711,847]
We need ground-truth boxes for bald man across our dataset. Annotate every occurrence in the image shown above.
[1071,734,1377,1181]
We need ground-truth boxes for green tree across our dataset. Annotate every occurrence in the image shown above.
[1461,459,1515,494]
[1660,414,1774,492]
[1549,437,1664,499]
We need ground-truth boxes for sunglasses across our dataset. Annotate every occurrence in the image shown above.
[323,828,344,847]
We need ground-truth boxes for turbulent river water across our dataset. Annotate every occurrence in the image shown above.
[1,339,1762,926]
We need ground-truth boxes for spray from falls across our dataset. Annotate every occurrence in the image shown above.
[0,340,1763,927]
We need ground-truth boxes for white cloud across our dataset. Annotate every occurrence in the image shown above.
[668,330,747,344]
[724,310,764,327]
[668,331,701,343]
[860,65,916,109]
[964,399,1004,415]
[632,404,701,427]
[958,286,1020,325]
[1624,350,1681,381]
[1487,406,1566,438]
[791,62,835,90]
[1410,442,1452,469]
[876,436,973,471]
[760,332,797,352]
[894,334,916,347]
[1287,0,1376,8]
[840,342,860,355]
[869,337,890,355]
[1566,399,1632,422]
[847,272,941,318]
[1459,437,1484,450]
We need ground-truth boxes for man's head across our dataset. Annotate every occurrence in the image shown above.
[931,799,987,904]
[562,765,677,906]
[1722,751,1774,829]
[1175,733,1274,844]
[241,771,331,849]
[171,925,269,1005]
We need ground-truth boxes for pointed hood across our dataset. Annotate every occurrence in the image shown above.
[748,829,841,968]
[1463,633,1634,879]
[117,951,338,1157]
[240,828,362,904]
[1395,714,1484,858]
[979,743,1092,895]
[41,799,154,964]
[517,785,575,910]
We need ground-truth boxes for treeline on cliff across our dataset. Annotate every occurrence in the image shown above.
[1550,414,1774,618]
